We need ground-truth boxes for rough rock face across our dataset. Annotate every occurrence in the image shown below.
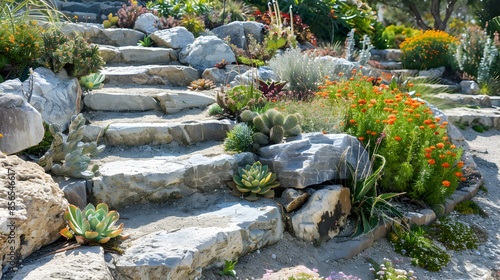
[11,246,112,280]
[0,67,82,131]
[290,185,351,241]
[59,23,145,47]
[134,13,159,34]
[211,21,264,50]
[151,26,195,49]
[0,155,68,275]
[230,66,279,86]
[258,133,371,189]
[460,80,480,95]
[0,94,44,155]
[179,36,236,70]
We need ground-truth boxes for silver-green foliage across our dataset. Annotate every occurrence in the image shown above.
[79,72,105,92]
[223,123,253,153]
[38,114,105,179]
[233,161,280,201]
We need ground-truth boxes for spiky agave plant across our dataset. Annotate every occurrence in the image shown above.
[233,161,280,201]
[59,203,126,244]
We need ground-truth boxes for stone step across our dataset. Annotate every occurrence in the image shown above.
[60,23,145,46]
[83,85,216,112]
[82,110,234,146]
[376,61,403,70]
[110,195,283,279]
[101,65,200,86]
[99,45,179,66]
[11,194,283,280]
[90,142,254,208]
[443,107,500,130]
[434,93,493,108]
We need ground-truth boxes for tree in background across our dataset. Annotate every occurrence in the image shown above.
[366,0,461,30]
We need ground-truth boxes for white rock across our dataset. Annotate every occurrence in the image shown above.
[291,185,351,241]
[179,36,236,70]
[11,246,112,280]
[460,80,480,95]
[134,12,159,34]
[0,155,68,273]
[151,26,195,49]
[0,94,44,154]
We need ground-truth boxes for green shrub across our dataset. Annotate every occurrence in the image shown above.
[388,223,450,272]
[319,74,464,205]
[146,0,210,19]
[400,30,457,70]
[428,217,479,251]
[37,30,105,78]
[223,123,253,153]
[377,25,420,49]
[0,19,42,80]
[180,14,205,37]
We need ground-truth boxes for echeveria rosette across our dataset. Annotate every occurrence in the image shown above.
[59,203,125,244]
[233,161,280,201]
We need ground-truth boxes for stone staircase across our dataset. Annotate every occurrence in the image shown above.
[5,24,288,280]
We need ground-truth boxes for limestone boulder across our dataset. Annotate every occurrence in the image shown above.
[0,67,82,131]
[179,36,236,70]
[460,80,480,95]
[258,133,371,189]
[134,12,159,34]
[231,66,279,86]
[0,155,68,274]
[11,246,112,280]
[0,94,44,155]
[290,185,351,241]
[211,21,264,50]
[202,65,251,85]
[151,27,195,49]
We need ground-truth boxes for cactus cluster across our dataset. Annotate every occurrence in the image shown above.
[59,203,126,245]
[232,161,280,201]
[241,108,302,147]
[103,13,119,28]
[38,114,105,179]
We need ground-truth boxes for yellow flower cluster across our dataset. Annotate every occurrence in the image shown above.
[400,29,457,70]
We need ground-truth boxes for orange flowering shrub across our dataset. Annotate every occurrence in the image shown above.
[318,71,464,205]
[0,19,42,80]
[400,29,457,70]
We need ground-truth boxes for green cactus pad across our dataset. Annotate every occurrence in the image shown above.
[240,110,256,123]
[253,115,271,134]
[270,125,285,144]
[252,132,270,145]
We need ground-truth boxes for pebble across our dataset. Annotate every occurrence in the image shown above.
[272,254,276,259]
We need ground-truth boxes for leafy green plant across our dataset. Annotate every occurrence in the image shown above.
[218,259,237,278]
[400,29,457,70]
[0,19,42,80]
[216,84,265,117]
[223,123,253,153]
[376,24,420,49]
[79,72,105,92]
[347,153,403,236]
[180,14,205,37]
[368,258,416,280]
[59,203,126,245]
[263,0,296,56]
[146,0,210,19]
[388,223,450,272]
[232,161,280,201]
[207,103,224,116]
[454,199,488,217]
[137,35,153,47]
[37,30,105,79]
[0,0,65,24]
[428,217,479,251]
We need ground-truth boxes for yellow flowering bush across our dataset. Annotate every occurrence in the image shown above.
[400,30,457,70]
[0,19,42,80]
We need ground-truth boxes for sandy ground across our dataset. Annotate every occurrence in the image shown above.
[201,127,500,280]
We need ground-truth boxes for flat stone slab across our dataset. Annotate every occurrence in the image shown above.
[102,65,199,86]
[112,199,283,279]
[443,107,500,130]
[82,110,232,146]
[92,152,254,208]
[60,23,145,46]
[99,45,178,65]
[84,91,160,111]
[12,246,112,280]
[435,93,492,108]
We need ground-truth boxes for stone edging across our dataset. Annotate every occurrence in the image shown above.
[329,149,483,260]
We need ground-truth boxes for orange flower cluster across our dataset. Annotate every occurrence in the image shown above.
[317,71,464,205]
